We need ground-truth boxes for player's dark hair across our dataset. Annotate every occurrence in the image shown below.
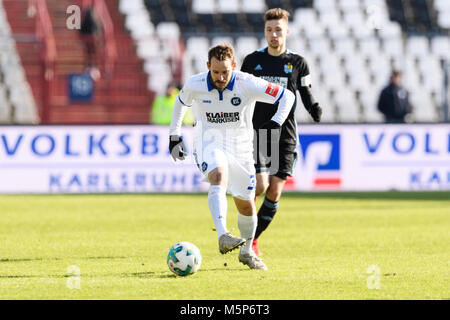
[391,70,402,77]
[208,43,235,63]
[264,8,290,22]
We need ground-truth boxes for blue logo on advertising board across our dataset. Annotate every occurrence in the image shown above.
[299,134,340,170]
[298,134,341,187]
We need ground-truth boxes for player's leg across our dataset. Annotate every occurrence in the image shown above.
[234,197,267,270]
[253,145,297,254]
[228,158,267,270]
[207,166,229,239]
[255,171,270,197]
[255,174,286,236]
[233,197,257,254]
[208,167,246,254]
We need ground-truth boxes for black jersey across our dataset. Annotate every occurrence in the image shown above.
[241,47,312,143]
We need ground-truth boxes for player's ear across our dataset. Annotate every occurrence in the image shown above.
[207,61,210,70]
[232,61,237,70]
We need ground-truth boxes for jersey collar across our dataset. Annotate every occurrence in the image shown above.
[206,71,236,92]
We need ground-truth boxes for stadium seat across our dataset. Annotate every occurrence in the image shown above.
[333,38,356,57]
[328,24,349,39]
[186,36,210,53]
[436,10,450,28]
[360,91,384,122]
[342,11,366,30]
[241,0,266,13]
[192,0,216,14]
[377,22,402,39]
[406,36,430,59]
[156,22,181,39]
[409,91,438,122]
[314,0,336,13]
[358,38,381,59]
[217,0,240,13]
[338,0,360,13]
[125,11,154,40]
[308,38,331,57]
[146,60,173,94]
[236,36,260,58]
[136,37,160,60]
[287,37,308,55]
[119,0,145,15]
[418,58,443,93]
[319,11,341,31]
[430,36,450,60]
[211,36,234,47]
[348,71,372,93]
[312,89,336,122]
[293,8,325,37]
[333,90,360,122]
[382,38,404,59]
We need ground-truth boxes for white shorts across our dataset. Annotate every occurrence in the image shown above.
[193,141,256,201]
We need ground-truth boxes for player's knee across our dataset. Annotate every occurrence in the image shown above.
[208,168,227,185]
[237,200,255,216]
[255,181,269,196]
[255,173,269,196]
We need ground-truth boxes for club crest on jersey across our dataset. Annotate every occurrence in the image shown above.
[231,97,241,106]
[201,162,208,172]
[254,64,263,71]
[206,112,240,123]
[284,62,293,74]
[265,83,279,98]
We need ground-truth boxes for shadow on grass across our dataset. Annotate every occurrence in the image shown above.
[122,272,175,279]
[122,267,246,279]
[0,256,129,264]
[0,258,62,263]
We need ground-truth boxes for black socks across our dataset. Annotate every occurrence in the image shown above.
[254,197,279,239]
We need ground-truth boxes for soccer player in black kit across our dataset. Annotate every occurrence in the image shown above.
[241,8,323,255]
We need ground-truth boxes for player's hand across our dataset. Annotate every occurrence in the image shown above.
[169,135,187,161]
[309,103,322,122]
[260,120,281,130]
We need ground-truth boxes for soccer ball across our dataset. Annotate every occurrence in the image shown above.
[167,241,202,276]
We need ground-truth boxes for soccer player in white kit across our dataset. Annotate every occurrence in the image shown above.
[169,44,295,270]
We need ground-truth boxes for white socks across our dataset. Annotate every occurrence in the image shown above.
[208,185,257,253]
[238,213,257,254]
[208,185,228,239]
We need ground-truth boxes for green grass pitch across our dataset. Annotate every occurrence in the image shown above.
[0,192,449,300]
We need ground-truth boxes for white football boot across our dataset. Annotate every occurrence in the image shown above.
[238,250,268,270]
[218,232,246,254]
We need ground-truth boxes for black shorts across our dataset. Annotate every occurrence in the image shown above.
[254,129,298,180]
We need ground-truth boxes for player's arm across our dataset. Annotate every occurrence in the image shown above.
[240,55,252,74]
[248,75,295,128]
[297,59,322,122]
[168,85,193,161]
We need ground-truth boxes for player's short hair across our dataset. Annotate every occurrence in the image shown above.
[264,8,290,23]
[208,44,235,63]
[391,70,402,77]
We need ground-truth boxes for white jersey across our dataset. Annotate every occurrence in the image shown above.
[171,71,291,162]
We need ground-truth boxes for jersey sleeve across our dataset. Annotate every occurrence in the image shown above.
[240,55,252,74]
[177,80,194,107]
[246,74,285,105]
[297,57,312,88]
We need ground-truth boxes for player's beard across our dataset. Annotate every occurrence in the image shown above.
[268,39,282,50]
